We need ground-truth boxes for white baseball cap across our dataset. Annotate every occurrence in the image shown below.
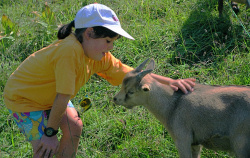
[74,3,134,40]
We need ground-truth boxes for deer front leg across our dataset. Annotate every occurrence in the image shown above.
[173,132,193,158]
[175,139,193,158]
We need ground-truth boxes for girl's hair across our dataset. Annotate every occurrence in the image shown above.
[57,20,120,43]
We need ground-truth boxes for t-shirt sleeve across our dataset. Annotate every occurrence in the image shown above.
[54,48,77,95]
[96,53,134,86]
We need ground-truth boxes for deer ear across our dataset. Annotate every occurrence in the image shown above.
[134,58,149,72]
[141,84,150,92]
[136,69,152,82]
[134,58,155,73]
[145,59,155,71]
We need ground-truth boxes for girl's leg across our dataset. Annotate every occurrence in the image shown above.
[56,107,83,158]
[8,104,83,157]
[7,110,51,157]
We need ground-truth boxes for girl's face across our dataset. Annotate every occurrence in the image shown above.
[82,28,119,61]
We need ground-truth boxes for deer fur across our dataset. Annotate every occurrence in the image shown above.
[114,59,250,158]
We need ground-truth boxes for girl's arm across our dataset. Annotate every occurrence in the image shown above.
[33,93,70,157]
[47,93,71,129]
[151,73,196,94]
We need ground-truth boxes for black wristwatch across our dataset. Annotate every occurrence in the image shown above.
[44,127,58,137]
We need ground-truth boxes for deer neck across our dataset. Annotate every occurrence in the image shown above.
[143,81,176,127]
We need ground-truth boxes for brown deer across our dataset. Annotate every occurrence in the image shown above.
[114,58,250,158]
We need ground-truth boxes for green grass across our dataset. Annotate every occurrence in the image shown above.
[0,0,249,157]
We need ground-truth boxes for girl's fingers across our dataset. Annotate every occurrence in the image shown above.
[186,78,196,87]
[38,147,46,157]
[49,150,56,158]
[188,78,196,82]
[171,79,195,94]
[181,80,193,93]
[177,80,188,94]
[44,149,52,158]
[49,146,58,158]
[170,85,179,92]
[34,144,42,155]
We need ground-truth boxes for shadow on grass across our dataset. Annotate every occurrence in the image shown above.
[169,0,248,65]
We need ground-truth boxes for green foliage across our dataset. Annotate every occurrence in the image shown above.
[41,3,56,24]
[1,14,18,36]
[0,0,249,157]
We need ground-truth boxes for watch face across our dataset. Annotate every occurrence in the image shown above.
[46,129,53,136]
[44,127,58,137]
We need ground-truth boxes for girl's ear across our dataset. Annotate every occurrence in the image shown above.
[84,27,94,39]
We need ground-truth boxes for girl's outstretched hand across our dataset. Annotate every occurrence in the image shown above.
[169,78,196,94]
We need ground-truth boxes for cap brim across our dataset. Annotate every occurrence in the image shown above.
[103,25,135,40]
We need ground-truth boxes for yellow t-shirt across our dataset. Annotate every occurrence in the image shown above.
[4,34,133,112]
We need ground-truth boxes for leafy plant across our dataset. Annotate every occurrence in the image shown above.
[1,14,19,39]
[32,2,57,34]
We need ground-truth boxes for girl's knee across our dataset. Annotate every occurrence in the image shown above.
[73,117,83,134]
[62,116,83,136]
[60,108,83,137]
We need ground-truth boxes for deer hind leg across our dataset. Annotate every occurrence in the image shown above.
[232,118,250,158]
[232,135,250,158]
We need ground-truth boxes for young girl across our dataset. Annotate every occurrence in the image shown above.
[3,3,195,158]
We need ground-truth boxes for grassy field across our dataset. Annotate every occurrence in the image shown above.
[0,0,249,157]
